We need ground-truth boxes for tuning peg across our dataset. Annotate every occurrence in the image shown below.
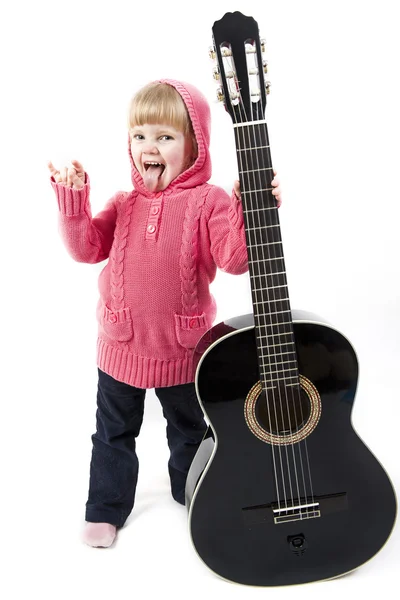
[260,38,266,53]
[265,81,271,95]
[209,46,216,60]
[263,60,268,74]
[213,66,220,80]
[216,87,225,102]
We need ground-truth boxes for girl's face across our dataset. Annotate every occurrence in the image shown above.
[130,123,195,193]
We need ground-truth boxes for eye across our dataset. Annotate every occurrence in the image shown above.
[133,134,144,141]
[159,135,173,141]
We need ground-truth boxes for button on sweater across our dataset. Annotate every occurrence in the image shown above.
[51,79,248,388]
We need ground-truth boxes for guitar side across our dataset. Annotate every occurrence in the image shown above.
[186,311,397,586]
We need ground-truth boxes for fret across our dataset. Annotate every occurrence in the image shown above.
[250,286,289,302]
[247,239,282,253]
[245,207,277,214]
[253,286,289,296]
[260,358,297,368]
[240,167,274,174]
[256,321,292,332]
[264,362,298,372]
[240,171,273,193]
[249,270,286,279]
[257,336,297,356]
[258,341,296,353]
[237,144,270,151]
[242,188,274,194]
[242,196,276,212]
[256,319,293,327]
[252,289,288,302]
[258,347,297,358]
[261,367,298,376]
[260,358,298,368]
[256,308,290,318]
[249,256,284,263]
[257,322,293,331]
[246,224,279,231]
[248,262,284,273]
[248,272,287,287]
[257,331,292,339]
[246,225,282,247]
[246,244,284,257]
[235,129,270,161]
[242,235,280,245]
[245,251,286,260]
[252,288,289,303]
[253,301,289,312]
[251,283,287,291]
[244,210,279,223]
[255,308,291,316]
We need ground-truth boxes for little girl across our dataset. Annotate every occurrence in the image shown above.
[48,79,282,548]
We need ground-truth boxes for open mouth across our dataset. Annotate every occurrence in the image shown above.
[144,161,165,173]
[143,161,165,192]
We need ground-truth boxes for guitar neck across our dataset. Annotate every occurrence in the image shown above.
[234,121,298,388]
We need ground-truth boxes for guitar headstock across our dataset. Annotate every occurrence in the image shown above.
[210,12,270,125]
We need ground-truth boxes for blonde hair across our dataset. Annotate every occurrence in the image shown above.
[128,83,197,157]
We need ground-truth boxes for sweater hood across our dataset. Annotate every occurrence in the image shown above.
[128,79,211,196]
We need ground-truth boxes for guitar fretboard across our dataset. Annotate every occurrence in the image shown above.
[234,122,299,389]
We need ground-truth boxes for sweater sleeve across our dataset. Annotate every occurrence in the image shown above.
[205,185,249,274]
[51,174,118,264]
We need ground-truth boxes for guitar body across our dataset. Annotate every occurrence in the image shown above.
[186,311,397,586]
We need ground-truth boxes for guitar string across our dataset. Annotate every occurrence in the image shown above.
[250,121,301,513]
[243,107,293,512]
[225,42,317,519]
[249,80,314,518]
[240,41,314,517]
[226,48,284,513]
[242,52,296,513]
[244,51,300,515]
[251,51,316,517]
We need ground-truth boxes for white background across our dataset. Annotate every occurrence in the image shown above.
[1,0,399,598]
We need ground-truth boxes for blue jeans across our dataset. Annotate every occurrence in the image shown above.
[85,369,207,527]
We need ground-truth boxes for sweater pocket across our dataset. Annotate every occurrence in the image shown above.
[174,313,209,350]
[97,301,133,342]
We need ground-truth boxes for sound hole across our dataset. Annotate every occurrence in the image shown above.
[255,385,311,436]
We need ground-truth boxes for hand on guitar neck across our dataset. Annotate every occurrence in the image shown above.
[234,168,282,208]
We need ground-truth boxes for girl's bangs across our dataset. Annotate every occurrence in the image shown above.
[129,84,191,134]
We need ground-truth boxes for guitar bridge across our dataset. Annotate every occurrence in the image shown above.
[242,492,347,526]
[273,502,320,524]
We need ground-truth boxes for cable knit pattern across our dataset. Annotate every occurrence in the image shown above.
[180,184,211,316]
[109,193,135,311]
[52,79,248,388]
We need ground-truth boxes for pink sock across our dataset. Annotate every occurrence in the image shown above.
[83,522,117,548]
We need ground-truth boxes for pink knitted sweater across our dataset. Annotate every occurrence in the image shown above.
[51,79,248,388]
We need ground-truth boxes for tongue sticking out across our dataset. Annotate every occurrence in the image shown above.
[143,165,164,192]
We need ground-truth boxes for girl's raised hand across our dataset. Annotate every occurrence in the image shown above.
[47,159,86,190]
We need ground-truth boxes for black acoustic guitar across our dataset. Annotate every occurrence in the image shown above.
[186,11,397,586]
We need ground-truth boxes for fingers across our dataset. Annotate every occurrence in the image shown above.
[233,179,241,200]
[71,159,85,180]
[69,168,85,190]
[47,160,61,183]
[271,173,282,208]
[48,160,85,189]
